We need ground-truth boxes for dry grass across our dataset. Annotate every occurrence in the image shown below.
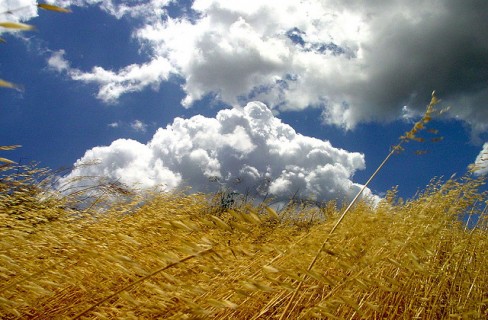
[1,94,487,319]
[1,159,487,319]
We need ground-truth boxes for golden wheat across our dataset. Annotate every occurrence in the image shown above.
[0,92,487,319]
[0,161,486,319]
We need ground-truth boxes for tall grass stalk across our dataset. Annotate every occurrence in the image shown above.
[279,92,441,319]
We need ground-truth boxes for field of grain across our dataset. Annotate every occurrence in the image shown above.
[1,156,487,319]
[0,94,486,319]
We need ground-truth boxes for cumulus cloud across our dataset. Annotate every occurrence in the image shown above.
[44,0,488,138]
[60,102,376,204]
[472,143,488,176]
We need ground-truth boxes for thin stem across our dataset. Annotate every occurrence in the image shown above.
[280,93,440,319]
[71,247,213,319]
[279,144,400,319]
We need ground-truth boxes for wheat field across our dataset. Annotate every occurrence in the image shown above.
[0,94,487,319]
[0,158,487,319]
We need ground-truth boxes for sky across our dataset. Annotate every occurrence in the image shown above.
[1,0,487,206]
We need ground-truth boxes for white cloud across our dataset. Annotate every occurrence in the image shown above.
[107,120,148,132]
[47,49,70,72]
[52,0,172,19]
[130,120,147,132]
[473,143,488,176]
[47,50,173,103]
[401,105,420,123]
[42,0,488,138]
[0,0,38,27]
[60,102,377,204]
[61,138,182,190]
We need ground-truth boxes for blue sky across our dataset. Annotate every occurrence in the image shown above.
[1,0,487,204]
